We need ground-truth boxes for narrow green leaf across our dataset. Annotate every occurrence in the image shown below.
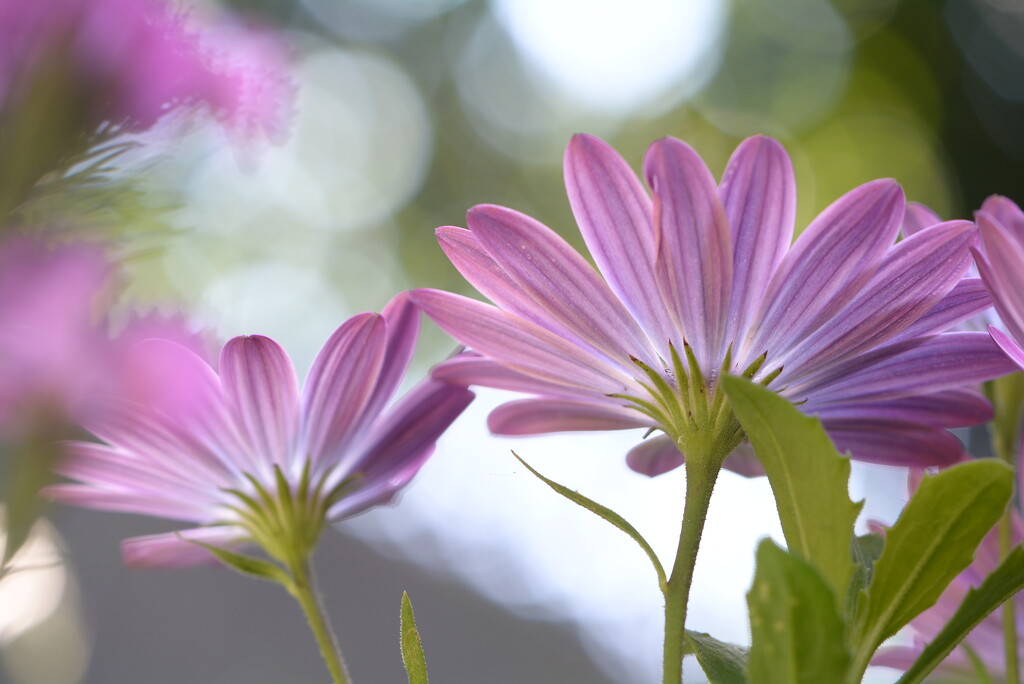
[512,451,668,594]
[401,591,429,684]
[846,533,884,620]
[746,540,850,684]
[183,537,291,585]
[897,545,1024,684]
[722,376,862,599]
[684,631,749,684]
[852,460,1012,672]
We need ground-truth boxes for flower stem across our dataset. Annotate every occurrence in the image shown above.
[286,559,352,684]
[662,455,721,684]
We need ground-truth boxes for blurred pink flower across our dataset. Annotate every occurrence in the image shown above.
[48,294,474,567]
[0,0,293,141]
[0,237,111,428]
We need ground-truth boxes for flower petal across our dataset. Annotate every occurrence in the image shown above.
[901,202,942,236]
[809,388,992,428]
[488,398,648,435]
[720,136,795,350]
[778,220,976,383]
[301,313,387,474]
[362,292,420,420]
[746,179,904,363]
[976,210,1024,342]
[411,289,631,394]
[431,352,606,400]
[220,335,301,475]
[644,137,733,370]
[794,332,1015,404]
[329,380,474,518]
[980,194,1024,241]
[467,204,659,369]
[121,527,247,568]
[821,418,967,467]
[564,134,676,357]
[626,434,684,477]
[886,278,991,344]
[988,325,1024,371]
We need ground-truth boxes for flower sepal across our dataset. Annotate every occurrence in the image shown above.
[179,533,291,585]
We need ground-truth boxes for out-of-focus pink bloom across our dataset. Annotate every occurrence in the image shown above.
[413,134,1013,477]
[0,238,111,428]
[974,196,1024,371]
[872,469,1024,680]
[47,294,474,568]
[0,0,293,142]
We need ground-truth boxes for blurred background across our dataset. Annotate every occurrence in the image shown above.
[2,0,1023,682]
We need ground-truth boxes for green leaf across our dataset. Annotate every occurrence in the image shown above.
[746,539,850,684]
[845,533,884,620]
[182,536,291,585]
[512,451,668,594]
[722,376,862,599]
[684,631,749,684]
[401,592,429,684]
[851,460,1013,674]
[897,545,1024,684]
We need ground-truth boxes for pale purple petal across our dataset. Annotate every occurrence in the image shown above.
[45,483,211,521]
[989,325,1024,371]
[361,292,420,420]
[792,332,1015,404]
[809,388,992,428]
[644,137,733,370]
[220,335,300,474]
[411,289,631,394]
[488,398,648,435]
[564,134,676,357]
[301,313,387,474]
[467,204,659,369]
[627,435,684,477]
[329,380,474,518]
[821,419,967,467]
[431,352,608,401]
[778,220,975,382]
[746,180,904,362]
[121,527,247,568]
[720,136,795,351]
[981,194,1024,242]
[887,278,992,344]
[722,442,766,478]
[901,202,942,236]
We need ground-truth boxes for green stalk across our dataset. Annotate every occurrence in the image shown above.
[286,559,352,684]
[662,454,721,684]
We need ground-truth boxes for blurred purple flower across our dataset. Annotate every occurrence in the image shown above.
[872,468,1024,680]
[0,0,293,141]
[48,294,474,567]
[974,195,1024,371]
[413,134,1013,476]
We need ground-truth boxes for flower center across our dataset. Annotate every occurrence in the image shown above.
[617,342,782,468]
[219,461,359,568]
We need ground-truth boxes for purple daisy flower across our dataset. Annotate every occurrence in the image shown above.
[48,293,473,568]
[412,134,1013,476]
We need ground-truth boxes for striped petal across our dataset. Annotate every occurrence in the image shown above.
[720,136,795,352]
[411,288,631,394]
[980,194,1024,242]
[821,418,967,467]
[976,211,1024,342]
[565,134,676,357]
[746,179,904,362]
[626,434,684,477]
[644,137,733,371]
[121,527,247,568]
[989,325,1024,371]
[887,278,991,344]
[467,204,659,369]
[301,313,387,474]
[809,388,992,428]
[361,292,420,420]
[221,335,300,475]
[488,398,648,435]
[778,220,975,383]
[901,202,942,237]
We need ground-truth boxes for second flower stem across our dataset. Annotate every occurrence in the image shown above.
[287,559,352,684]
[662,456,721,684]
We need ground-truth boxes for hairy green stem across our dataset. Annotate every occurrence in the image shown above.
[662,456,721,684]
[287,560,352,684]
